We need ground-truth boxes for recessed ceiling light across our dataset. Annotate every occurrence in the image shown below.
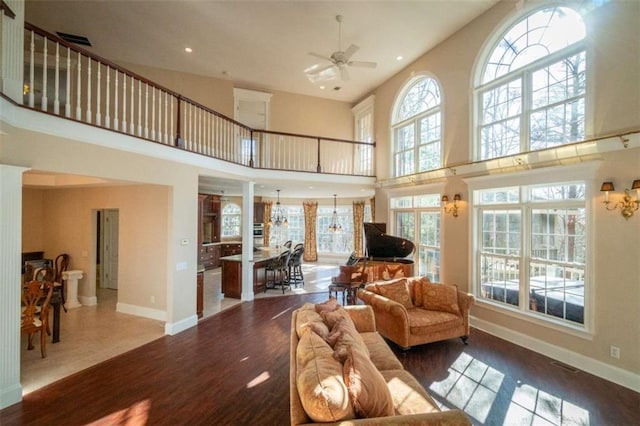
[319,86,325,90]
[185,47,193,53]
[396,55,403,61]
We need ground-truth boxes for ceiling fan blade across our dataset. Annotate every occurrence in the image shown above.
[348,60,377,69]
[340,66,350,81]
[309,52,333,62]
[306,63,335,76]
[306,66,338,83]
[343,44,359,60]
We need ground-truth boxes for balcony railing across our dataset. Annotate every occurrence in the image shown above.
[18,22,375,176]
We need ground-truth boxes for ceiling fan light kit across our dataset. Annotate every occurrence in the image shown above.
[305,14,377,83]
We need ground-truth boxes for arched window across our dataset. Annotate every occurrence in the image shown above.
[221,203,241,238]
[475,6,586,160]
[391,76,442,177]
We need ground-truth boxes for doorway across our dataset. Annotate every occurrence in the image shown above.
[98,209,119,290]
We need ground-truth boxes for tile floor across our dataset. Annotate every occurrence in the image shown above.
[21,262,339,394]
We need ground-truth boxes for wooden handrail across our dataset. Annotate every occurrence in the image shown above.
[1,0,15,18]
[253,128,375,146]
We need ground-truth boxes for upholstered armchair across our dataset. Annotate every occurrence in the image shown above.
[357,276,475,350]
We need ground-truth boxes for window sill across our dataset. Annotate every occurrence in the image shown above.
[475,298,594,341]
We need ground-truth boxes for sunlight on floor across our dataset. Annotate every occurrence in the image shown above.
[429,352,590,425]
[87,399,151,426]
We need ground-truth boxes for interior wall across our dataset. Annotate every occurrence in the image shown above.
[120,62,354,140]
[22,185,170,310]
[21,187,44,252]
[368,0,640,377]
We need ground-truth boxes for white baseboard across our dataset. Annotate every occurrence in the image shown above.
[164,315,198,335]
[116,302,167,322]
[78,295,97,306]
[0,383,22,410]
[471,316,640,393]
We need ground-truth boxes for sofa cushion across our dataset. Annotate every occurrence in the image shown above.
[295,308,331,339]
[408,308,463,335]
[374,279,413,310]
[321,306,353,329]
[315,297,339,313]
[296,331,355,422]
[343,346,395,418]
[421,282,461,316]
[361,332,404,371]
[379,369,441,415]
[328,318,371,362]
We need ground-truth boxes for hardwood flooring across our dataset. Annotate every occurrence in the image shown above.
[2,293,638,425]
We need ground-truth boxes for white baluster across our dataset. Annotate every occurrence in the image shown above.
[105,66,110,129]
[163,91,168,144]
[54,43,60,114]
[170,95,174,144]
[76,52,82,120]
[65,47,71,117]
[137,80,142,136]
[41,37,48,111]
[86,59,92,123]
[130,77,134,134]
[151,86,156,140]
[114,70,119,131]
[187,103,191,150]
[96,62,102,126]
[157,89,163,143]
[29,31,34,108]
[122,74,127,131]
[144,83,149,138]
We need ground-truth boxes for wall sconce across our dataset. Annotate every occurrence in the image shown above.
[442,193,461,218]
[601,180,640,219]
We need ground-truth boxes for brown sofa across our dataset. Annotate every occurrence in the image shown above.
[357,277,475,349]
[290,303,471,425]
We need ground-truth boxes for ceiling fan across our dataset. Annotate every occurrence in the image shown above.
[305,15,377,83]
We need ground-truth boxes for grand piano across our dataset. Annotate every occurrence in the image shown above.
[331,223,415,301]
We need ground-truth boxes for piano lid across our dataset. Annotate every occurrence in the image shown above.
[363,222,415,260]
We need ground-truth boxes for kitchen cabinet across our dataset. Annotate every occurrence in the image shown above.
[196,271,203,319]
[254,202,265,224]
[221,243,242,257]
[199,244,221,270]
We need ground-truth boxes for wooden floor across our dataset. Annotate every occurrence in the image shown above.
[2,293,638,425]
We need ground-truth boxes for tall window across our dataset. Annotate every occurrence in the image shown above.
[353,95,375,176]
[476,6,586,160]
[391,77,442,177]
[221,203,241,238]
[474,183,586,326]
[391,194,441,282]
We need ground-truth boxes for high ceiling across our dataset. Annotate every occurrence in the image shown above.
[24,0,499,198]
[25,0,498,104]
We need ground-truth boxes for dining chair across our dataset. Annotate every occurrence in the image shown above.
[21,280,54,358]
[54,253,70,311]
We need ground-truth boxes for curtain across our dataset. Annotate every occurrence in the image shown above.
[263,201,273,246]
[369,197,376,222]
[353,201,365,257]
[302,201,318,262]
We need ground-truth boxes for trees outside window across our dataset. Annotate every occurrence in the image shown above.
[391,77,442,177]
[221,203,241,238]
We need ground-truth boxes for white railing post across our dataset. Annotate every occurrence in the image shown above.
[105,65,110,129]
[96,62,101,126]
[28,30,34,107]
[40,36,47,111]
[151,86,156,140]
[65,46,70,117]
[85,57,91,123]
[53,42,59,114]
[75,51,81,120]
[144,83,149,138]
[113,69,119,131]
[1,0,25,104]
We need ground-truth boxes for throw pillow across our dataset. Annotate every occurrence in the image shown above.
[421,282,461,316]
[326,318,370,362]
[343,346,395,418]
[297,333,355,422]
[320,306,352,329]
[296,309,330,339]
[315,297,339,314]
[407,276,431,307]
[376,279,413,310]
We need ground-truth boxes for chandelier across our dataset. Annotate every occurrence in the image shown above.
[270,189,288,228]
[328,194,342,233]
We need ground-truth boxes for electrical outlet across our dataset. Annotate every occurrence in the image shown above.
[610,345,620,359]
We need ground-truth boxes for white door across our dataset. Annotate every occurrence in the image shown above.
[101,209,119,290]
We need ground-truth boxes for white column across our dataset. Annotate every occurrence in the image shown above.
[0,164,28,409]
[61,270,84,309]
[1,0,25,103]
[241,181,255,301]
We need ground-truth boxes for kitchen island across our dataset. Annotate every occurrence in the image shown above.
[220,248,282,298]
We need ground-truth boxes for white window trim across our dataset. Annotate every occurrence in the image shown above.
[233,88,272,130]
[352,94,375,141]
[463,162,598,338]
[389,73,445,178]
[469,3,594,162]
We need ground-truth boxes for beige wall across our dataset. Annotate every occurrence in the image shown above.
[121,63,354,140]
[21,188,44,252]
[371,0,640,376]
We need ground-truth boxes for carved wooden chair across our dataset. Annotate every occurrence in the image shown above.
[21,280,54,358]
[54,254,70,311]
[266,250,291,294]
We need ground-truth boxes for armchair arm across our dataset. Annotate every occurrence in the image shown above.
[358,289,411,347]
[343,305,376,333]
[456,290,475,335]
